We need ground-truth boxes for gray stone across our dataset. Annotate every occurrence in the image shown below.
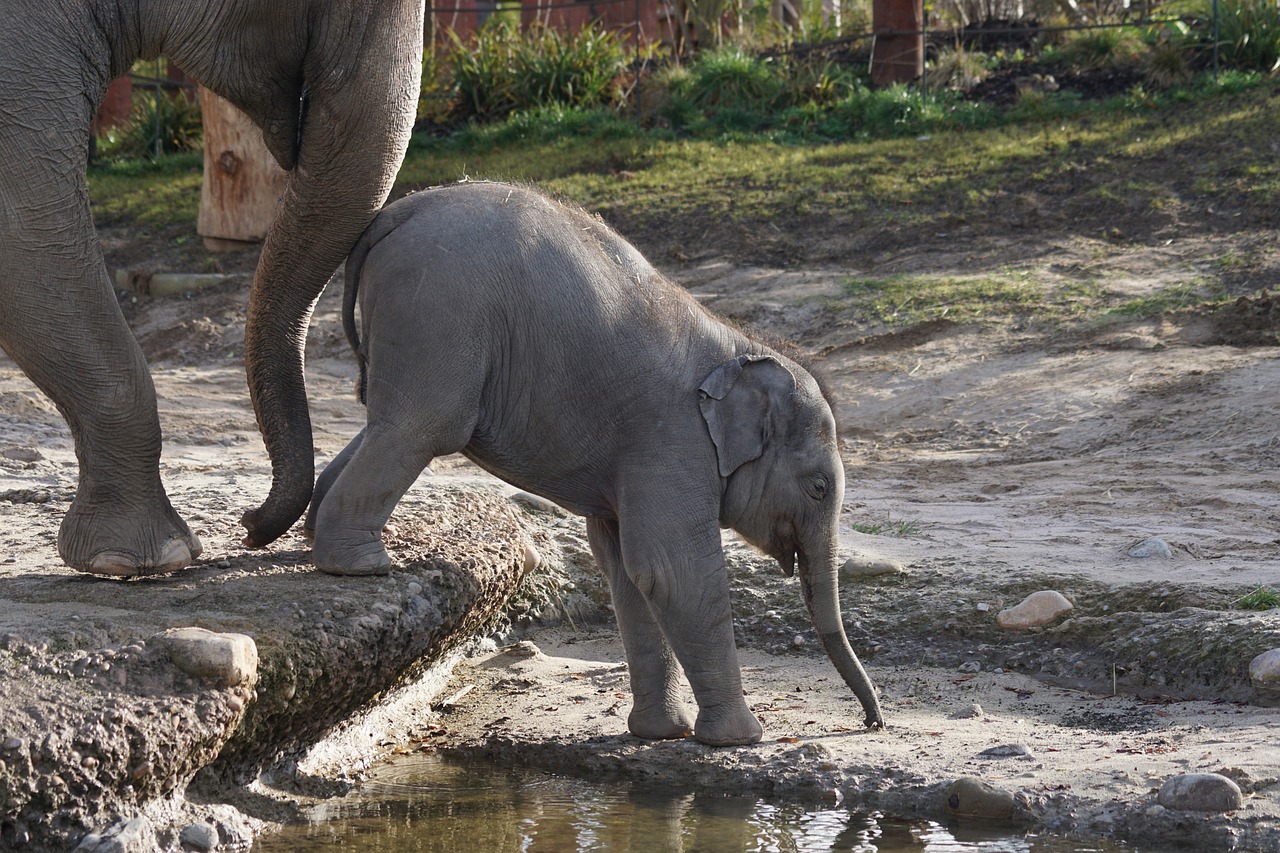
[155,627,259,688]
[1128,537,1173,559]
[1157,773,1243,813]
[841,555,907,577]
[180,822,219,851]
[943,777,1016,820]
[1250,648,1280,707]
[977,743,1034,760]
[76,818,155,853]
[2,447,43,462]
[996,590,1073,630]
[949,702,983,719]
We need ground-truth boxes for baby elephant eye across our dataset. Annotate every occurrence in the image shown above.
[804,474,829,501]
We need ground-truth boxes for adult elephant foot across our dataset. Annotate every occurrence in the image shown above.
[692,704,764,747]
[628,702,695,741]
[59,496,202,577]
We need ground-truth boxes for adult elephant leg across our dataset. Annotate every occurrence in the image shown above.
[586,517,694,740]
[0,100,199,575]
[236,3,425,548]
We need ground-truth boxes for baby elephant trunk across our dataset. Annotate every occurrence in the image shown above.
[797,540,885,729]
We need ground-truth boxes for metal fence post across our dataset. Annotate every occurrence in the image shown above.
[1212,0,1220,80]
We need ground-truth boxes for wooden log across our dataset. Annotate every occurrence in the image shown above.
[197,87,287,252]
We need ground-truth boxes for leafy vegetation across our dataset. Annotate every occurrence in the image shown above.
[1234,587,1280,610]
[98,91,203,161]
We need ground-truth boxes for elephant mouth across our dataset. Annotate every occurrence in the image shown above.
[775,541,799,578]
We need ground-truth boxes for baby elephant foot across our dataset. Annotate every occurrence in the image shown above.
[312,531,392,577]
[628,703,695,741]
[60,498,202,578]
[693,704,764,747]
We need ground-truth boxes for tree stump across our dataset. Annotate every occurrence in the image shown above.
[197,88,287,252]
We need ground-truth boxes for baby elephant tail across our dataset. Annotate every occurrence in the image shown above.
[343,196,423,404]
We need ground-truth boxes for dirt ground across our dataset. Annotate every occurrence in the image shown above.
[2,191,1280,849]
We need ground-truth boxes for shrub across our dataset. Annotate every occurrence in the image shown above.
[448,21,627,122]
[927,46,992,91]
[678,46,785,111]
[100,90,202,160]
[1052,26,1147,70]
[1183,0,1280,72]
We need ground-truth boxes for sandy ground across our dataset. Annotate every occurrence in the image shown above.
[2,229,1280,849]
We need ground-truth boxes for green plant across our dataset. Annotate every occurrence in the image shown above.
[513,24,626,109]
[1183,0,1280,72]
[1234,586,1280,610]
[449,20,523,120]
[1143,41,1195,89]
[680,46,785,111]
[448,21,627,122]
[1054,26,1147,70]
[100,90,203,161]
[927,46,992,91]
[850,515,921,537]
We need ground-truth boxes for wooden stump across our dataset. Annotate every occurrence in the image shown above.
[197,87,287,252]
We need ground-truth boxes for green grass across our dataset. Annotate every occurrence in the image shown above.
[850,516,922,537]
[1234,587,1280,610]
[87,77,1279,335]
[88,152,203,228]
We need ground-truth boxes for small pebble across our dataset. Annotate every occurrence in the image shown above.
[1128,537,1173,559]
[1157,773,1243,812]
[217,560,232,569]
[2,736,23,751]
[996,590,1073,630]
[975,602,991,612]
[958,660,981,673]
[949,702,983,719]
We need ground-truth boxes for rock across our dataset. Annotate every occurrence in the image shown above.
[1248,648,1280,707]
[154,627,259,688]
[977,743,1034,760]
[508,491,567,516]
[180,822,219,851]
[958,660,981,673]
[943,777,1016,820]
[1128,537,1173,559]
[949,702,983,719]
[1157,773,1243,813]
[996,590,1073,630]
[500,640,544,661]
[841,555,907,577]
[1,447,42,462]
[74,818,155,853]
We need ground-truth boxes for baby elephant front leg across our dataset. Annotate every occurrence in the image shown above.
[311,424,432,576]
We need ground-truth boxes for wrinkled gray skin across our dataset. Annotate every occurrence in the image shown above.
[0,1,424,576]
[306,182,883,746]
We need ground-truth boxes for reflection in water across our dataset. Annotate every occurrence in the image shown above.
[253,754,1139,853]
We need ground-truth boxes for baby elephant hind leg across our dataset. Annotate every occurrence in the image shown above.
[310,367,478,576]
[309,421,435,576]
[587,517,695,740]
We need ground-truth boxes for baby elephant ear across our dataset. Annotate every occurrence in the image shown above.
[699,355,796,477]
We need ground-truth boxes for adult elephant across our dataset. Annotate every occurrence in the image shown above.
[0,2,425,576]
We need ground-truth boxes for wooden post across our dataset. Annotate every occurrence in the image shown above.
[871,0,923,86]
[197,87,287,252]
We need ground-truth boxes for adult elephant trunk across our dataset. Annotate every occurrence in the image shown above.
[798,534,885,729]
[238,11,424,547]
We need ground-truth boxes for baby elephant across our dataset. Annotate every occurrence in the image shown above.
[307,181,883,746]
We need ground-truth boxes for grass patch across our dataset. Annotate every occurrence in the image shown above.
[1107,282,1230,317]
[1234,587,1280,610]
[849,516,922,537]
[87,153,203,228]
